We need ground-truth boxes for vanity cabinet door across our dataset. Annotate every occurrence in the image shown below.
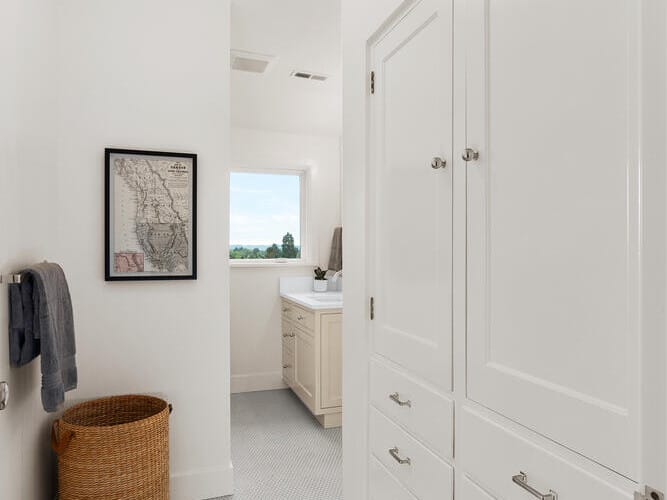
[464,0,641,478]
[320,313,342,409]
[369,0,453,393]
[293,327,316,411]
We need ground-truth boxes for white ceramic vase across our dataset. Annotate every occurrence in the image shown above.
[313,279,328,292]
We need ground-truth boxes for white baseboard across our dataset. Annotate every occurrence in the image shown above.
[170,462,234,500]
[231,371,287,394]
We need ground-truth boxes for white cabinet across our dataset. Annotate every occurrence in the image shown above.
[281,299,342,428]
[364,0,661,498]
[369,0,453,394]
[464,0,641,478]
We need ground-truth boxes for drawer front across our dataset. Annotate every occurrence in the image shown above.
[370,407,453,500]
[457,473,496,500]
[281,320,296,352]
[369,457,418,500]
[282,343,294,385]
[459,406,635,500]
[282,300,315,331]
[370,358,453,460]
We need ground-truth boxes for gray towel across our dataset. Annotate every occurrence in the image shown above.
[8,263,77,412]
[327,226,343,272]
[8,280,39,366]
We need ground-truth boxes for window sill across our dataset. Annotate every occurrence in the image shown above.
[229,259,316,269]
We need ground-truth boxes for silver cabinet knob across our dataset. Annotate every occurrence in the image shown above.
[462,148,480,162]
[0,381,9,410]
[431,157,446,169]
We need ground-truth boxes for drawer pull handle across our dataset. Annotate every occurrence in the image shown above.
[282,332,296,338]
[282,364,291,369]
[388,447,411,465]
[282,308,290,313]
[512,472,557,500]
[389,392,412,407]
[297,315,304,320]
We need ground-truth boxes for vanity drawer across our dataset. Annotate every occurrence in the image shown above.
[369,457,418,500]
[281,320,296,351]
[281,300,315,331]
[282,343,294,385]
[370,407,453,500]
[459,405,635,500]
[370,358,453,460]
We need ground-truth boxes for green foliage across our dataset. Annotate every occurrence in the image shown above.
[281,232,298,259]
[230,233,301,260]
[314,267,327,280]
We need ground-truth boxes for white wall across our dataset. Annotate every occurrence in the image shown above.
[1,2,234,499]
[0,0,59,498]
[340,1,415,498]
[230,127,341,393]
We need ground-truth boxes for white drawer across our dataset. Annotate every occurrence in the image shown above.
[369,457,418,500]
[282,300,315,331]
[370,358,453,460]
[459,405,636,500]
[370,407,453,500]
[457,472,496,500]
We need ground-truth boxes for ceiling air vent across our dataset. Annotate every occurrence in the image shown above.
[290,70,329,82]
[231,49,276,74]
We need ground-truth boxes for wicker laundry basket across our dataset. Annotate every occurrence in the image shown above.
[51,395,171,500]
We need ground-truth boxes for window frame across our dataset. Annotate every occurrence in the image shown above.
[229,165,313,268]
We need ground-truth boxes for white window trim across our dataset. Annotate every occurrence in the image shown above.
[229,165,315,268]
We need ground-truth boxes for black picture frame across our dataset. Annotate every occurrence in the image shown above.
[104,148,197,281]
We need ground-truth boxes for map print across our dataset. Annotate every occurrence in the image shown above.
[112,155,192,275]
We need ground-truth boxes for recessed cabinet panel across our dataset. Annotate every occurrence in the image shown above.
[465,0,641,477]
[293,328,316,410]
[321,314,343,409]
[370,0,453,392]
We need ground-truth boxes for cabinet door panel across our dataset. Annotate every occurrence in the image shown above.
[370,0,453,392]
[294,328,316,410]
[321,314,342,409]
[464,0,640,478]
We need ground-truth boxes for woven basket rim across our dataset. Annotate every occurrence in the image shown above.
[61,394,169,430]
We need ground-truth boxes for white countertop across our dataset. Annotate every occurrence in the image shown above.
[280,291,343,310]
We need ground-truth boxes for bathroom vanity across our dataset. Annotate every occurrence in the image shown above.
[280,281,342,428]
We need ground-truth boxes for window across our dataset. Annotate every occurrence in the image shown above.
[229,170,306,262]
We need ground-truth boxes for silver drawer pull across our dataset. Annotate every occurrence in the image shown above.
[282,364,291,369]
[389,447,411,465]
[512,472,557,500]
[389,392,412,407]
[282,332,296,338]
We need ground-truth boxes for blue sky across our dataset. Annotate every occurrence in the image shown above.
[230,172,301,246]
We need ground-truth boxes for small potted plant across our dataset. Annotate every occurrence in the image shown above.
[313,267,328,292]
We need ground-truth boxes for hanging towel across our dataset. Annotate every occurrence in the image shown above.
[328,226,343,272]
[8,279,39,366]
[8,263,77,412]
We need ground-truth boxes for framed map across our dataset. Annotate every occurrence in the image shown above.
[105,148,197,281]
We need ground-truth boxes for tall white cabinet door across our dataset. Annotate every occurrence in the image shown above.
[370,0,453,392]
[464,0,640,478]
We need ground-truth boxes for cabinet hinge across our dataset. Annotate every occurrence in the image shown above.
[370,71,375,95]
[370,297,375,320]
[636,486,665,500]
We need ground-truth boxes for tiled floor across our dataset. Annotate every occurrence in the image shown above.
[214,389,342,500]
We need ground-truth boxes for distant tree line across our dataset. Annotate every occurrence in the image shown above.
[230,232,301,259]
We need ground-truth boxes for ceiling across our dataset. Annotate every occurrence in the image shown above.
[231,0,341,136]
